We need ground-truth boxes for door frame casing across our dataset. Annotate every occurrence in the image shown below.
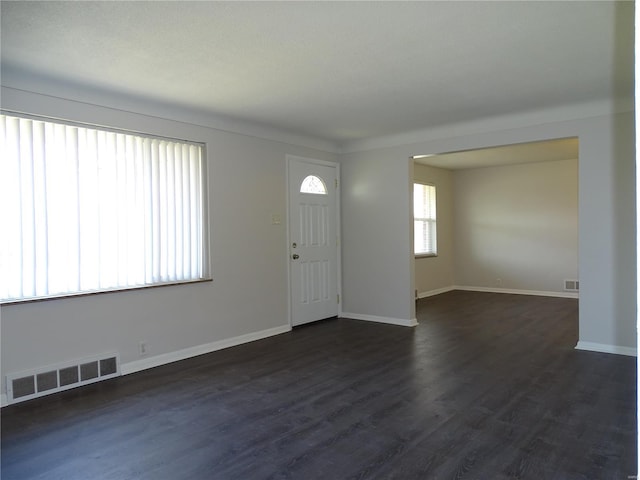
[286,155,342,327]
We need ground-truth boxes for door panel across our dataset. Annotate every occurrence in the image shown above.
[288,158,339,326]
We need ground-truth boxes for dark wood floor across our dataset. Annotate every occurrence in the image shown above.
[1,291,636,479]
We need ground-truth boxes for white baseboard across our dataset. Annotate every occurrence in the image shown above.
[121,324,292,376]
[1,394,7,408]
[453,285,579,299]
[340,312,418,327]
[417,286,456,299]
[575,341,637,357]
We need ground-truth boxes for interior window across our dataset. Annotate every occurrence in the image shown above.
[1,113,210,302]
[414,183,437,256]
[300,175,327,195]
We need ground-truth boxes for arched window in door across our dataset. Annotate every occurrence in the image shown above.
[300,175,327,195]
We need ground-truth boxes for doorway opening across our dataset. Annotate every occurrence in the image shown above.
[411,137,579,301]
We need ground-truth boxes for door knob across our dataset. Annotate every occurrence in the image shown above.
[292,254,300,260]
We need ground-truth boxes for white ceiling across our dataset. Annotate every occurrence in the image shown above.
[0,1,633,148]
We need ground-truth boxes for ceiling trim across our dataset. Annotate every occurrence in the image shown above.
[339,96,634,155]
[0,67,341,154]
[2,65,632,157]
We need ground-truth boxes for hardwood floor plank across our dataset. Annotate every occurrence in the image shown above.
[2,291,635,479]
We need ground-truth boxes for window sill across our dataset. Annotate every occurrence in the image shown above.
[415,253,438,259]
[0,278,213,306]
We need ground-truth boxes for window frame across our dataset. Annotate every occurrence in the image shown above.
[0,111,212,304]
[300,174,328,195]
[413,182,437,258]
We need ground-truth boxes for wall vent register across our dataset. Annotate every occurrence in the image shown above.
[5,353,120,405]
[564,279,580,292]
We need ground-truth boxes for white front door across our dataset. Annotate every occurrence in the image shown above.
[288,156,339,326]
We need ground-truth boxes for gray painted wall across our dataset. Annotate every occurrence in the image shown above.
[339,149,415,322]
[453,158,578,293]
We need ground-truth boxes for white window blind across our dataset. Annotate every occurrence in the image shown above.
[0,113,208,302]
[414,183,437,256]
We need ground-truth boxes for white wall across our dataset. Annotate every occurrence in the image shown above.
[339,149,415,324]
[413,164,454,296]
[453,158,578,293]
[340,108,636,354]
[0,87,337,398]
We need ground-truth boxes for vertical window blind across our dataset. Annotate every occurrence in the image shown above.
[1,113,208,302]
[414,183,437,255]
